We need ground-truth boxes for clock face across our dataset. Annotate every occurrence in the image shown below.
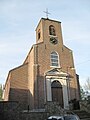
[50,37,58,45]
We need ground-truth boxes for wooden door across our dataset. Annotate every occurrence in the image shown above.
[51,80,63,107]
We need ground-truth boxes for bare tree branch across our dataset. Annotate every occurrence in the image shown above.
[84,77,90,91]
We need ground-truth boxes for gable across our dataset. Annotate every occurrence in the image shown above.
[45,68,68,77]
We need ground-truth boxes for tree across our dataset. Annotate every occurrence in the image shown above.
[80,86,86,100]
[0,84,3,101]
[84,77,90,91]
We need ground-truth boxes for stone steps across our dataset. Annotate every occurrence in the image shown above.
[72,110,90,120]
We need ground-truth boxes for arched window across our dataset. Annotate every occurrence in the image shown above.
[50,52,59,67]
[49,25,56,36]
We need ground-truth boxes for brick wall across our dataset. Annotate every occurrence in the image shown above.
[3,63,29,110]
[11,63,28,89]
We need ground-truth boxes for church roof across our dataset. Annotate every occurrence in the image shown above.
[41,18,61,23]
[36,17,61,31]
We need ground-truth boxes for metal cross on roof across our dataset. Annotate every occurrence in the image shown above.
[44,8,51,19]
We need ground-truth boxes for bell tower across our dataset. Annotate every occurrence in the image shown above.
[35,18,64,48]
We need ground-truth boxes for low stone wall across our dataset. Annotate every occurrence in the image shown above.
[0,101,19,111]
[0,101,20,120]
[20,111,47,120]
[0,101,75,120]
[0,101,46,120]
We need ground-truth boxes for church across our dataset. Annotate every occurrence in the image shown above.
[3,17,80,110]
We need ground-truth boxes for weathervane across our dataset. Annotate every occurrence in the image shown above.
[44,8,51,19]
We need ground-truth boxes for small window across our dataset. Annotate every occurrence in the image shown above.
[49,25,56,36]
[50,52,59,67]
[38,29,41,40]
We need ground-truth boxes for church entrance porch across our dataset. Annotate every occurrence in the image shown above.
[45,68,70,109]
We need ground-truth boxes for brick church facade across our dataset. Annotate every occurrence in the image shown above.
[3,18,80,110]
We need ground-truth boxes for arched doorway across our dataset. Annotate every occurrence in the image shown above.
[51,80,63,107]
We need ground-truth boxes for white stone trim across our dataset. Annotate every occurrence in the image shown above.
[46,76,69,109]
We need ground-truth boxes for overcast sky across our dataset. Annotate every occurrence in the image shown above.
[0,0,90,87]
